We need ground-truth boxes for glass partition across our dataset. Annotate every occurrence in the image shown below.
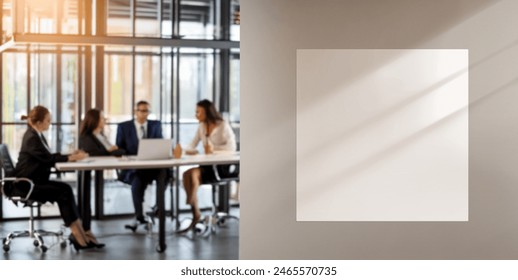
[2,0,14,41]
[229,49,240,122]
[107,0,133,36]
[135,0,161,37]
[104,53,133,122]
[21,0,80,34]
[2,52,27,122]
[179,0,215,40]
[30,52,57,120]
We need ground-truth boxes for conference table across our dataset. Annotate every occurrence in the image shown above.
[55,152,240,252]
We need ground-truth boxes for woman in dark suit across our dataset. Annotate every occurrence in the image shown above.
[79,109,125,157]
[14,105,97,250]
[78,109,125,245]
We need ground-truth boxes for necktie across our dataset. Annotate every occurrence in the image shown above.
[141,125,146,139]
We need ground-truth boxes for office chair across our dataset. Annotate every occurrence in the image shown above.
[198,125,241,235]
[123,168,175,234]
[0,144,66,253]
[199,163,240,236]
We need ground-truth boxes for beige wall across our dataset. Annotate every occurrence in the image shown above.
[240,0,518,259]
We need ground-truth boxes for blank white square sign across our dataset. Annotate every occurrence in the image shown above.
[296,49,468,221]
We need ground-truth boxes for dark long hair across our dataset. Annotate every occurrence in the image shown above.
[197,99,223,124]
[21,105,50,126]
[80,108,102,136]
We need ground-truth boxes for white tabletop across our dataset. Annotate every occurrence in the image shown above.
[55,152,240,171]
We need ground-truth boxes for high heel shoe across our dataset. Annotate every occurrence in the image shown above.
[68,234,94,251]
[85,231,105,248]
[88,241,106,249]
[175,215,202,235]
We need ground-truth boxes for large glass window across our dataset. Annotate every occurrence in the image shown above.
[179,0,215,40]
[135,0,161,37]
[61,52,80,151]
[2,52,27,124]
[230,0,240,41]
[160,51,173,138]
[134,53,161,110]
[107,0,133,36]
[105,51,133,122]
[18,0,80,34]
[160,0,173,37]
[30,52,57,120]
[178,49,214,148]
[229,49,240,122]
[2,0,14,41]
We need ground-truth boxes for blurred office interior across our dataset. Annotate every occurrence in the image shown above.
[0,0,240,259]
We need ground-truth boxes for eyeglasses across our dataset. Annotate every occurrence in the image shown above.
[137,109,150,113]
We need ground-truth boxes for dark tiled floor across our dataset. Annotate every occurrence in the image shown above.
[0,209,239,260]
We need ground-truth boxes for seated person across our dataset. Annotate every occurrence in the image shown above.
[115,100,164,231]
[178,99,236,234]
[14,105,101,250]
[79,108,125,157]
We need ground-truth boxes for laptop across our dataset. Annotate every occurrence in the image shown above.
[135,139,173,160]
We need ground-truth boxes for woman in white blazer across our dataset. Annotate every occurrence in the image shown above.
[178,99,236,233]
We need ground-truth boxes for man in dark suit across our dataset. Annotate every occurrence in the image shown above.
[116,100,163,230]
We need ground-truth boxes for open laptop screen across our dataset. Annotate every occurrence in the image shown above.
[136,139,173,160]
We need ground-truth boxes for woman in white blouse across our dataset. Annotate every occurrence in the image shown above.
[178,99,236,233]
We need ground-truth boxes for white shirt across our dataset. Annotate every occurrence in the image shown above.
[134,120,148,140]
[37,131,51,152]
[94,132,114,151]
[188,121,236,152]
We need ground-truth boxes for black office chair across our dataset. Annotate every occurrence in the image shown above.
[0,144,66,253]
[199,163,240,236]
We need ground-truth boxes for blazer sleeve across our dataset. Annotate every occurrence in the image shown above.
[150,120,163,138]
[79,134,107,156]
[157,121,163,138]
[110,147,126,157]
[25,132,69,164]
[188,125,202,150]
[219,122,237,151]
[116,123,126,150]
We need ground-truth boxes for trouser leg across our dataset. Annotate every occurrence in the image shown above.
[131,175,147,221]
[30,180,80,227]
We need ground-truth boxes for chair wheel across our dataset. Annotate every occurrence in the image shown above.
[60,241,67,248]
[33,240,40,247]
[217,219,226,227]
[40,245,47,253]
[3,244,10,252]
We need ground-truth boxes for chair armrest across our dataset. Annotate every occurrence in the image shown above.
[1,177,35,201]
[212,165,222,181]
[211,164,239,182]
